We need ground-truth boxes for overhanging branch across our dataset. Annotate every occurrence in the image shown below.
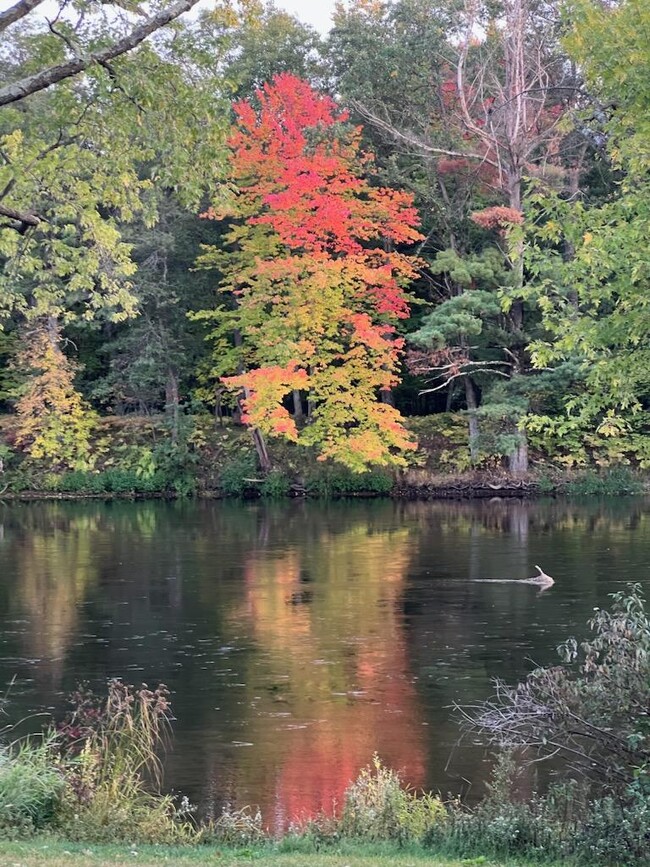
[0,0,201,108]
[0,0,47,33]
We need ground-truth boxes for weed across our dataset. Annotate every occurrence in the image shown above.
[339,755,446,843]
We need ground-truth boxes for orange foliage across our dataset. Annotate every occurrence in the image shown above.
[470,206,524,231]
[208,74,423,470]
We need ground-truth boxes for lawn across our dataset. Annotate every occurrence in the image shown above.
[0,839,552,867]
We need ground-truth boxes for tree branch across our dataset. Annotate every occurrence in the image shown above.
[0,0,201,108]
[0,0,47,33]
[349,99,501,171]
[0,203,43,233]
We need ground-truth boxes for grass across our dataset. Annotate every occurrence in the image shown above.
[0,838,572,867]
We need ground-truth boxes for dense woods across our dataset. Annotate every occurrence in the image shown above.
[1,0,649,493]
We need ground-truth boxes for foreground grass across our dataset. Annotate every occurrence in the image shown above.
[0,839,568,867]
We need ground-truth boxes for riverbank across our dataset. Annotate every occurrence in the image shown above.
[0,838,574,867]
[0,413,646,500]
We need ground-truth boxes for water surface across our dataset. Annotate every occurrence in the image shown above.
[0,497,648,827]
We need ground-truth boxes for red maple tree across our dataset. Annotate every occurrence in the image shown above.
[200,74,423,471]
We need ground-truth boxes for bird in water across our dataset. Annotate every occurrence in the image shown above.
[472,565,554,591]
[524,565,554,588]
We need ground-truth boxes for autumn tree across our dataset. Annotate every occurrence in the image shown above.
[197,74,422,472]
[14,319,97,470]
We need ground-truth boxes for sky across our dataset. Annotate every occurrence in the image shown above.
[0,0,338,34]
[273,0,337,34]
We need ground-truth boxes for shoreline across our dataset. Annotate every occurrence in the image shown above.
[0,479,549,501]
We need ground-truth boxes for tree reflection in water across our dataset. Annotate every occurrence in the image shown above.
[1,498,650,829]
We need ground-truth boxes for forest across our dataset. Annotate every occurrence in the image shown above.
[1,0,649,497]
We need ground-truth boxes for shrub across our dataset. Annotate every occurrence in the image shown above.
[219,455,258,497]
[461,585,650,795]
[0,736,65,833]
[339,755,446,843]
[565,467,643,496]
[306,467,393,497]
[201,804,265,845]
[260,470,291,499]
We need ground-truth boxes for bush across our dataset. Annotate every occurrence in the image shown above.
[306,467,393,497]
[260,470,291,499]
[424,756,650,866]
[462,585,650,795]
[339,755,446,843]
[431,587,650,865]
[0,737,64,833]
[219,455,258,497]
[200,804,265,845]
[565,467,643,496]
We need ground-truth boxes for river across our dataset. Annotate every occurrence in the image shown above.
[0,497,648,827]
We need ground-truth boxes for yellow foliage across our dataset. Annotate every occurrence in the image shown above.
[14,320,97,470]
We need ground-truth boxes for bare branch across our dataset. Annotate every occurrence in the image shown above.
[0,0,201,108]
[349,99,501,171]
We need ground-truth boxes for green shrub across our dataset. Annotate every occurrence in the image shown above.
[219,455,258,497]
[565,467,643,496]
[0,737,64,833]
[306,467,393,497]
[260,470,291,499]
[339,755,446,843]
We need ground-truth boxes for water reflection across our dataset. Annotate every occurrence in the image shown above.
[1,497,649,827]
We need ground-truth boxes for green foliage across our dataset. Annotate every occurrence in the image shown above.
[305,467,394,498]
[0,3,232,326]
[0,737,64,833]
[219,454,258,498]
[260,470,291,499]
[339,755,446,844]
[524,0,650,446]
[50,469,162,495]
[424,755,650,866]
[564,468,644,496]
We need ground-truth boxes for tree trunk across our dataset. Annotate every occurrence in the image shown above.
[292,389,304,423]
[380,387,395,406]
[509,431,529,476]
[214,388,223,428]
[233,328,271,470]
[249,416,271,472]
[465,376,480,463]
[165,368,180,444]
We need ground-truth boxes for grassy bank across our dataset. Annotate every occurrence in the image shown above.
[0,413,647,500]
[0,838,570,867]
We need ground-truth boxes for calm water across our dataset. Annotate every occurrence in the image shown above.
[0,497,649,826]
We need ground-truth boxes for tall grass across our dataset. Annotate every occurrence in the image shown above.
[0,735,64,832]
[58,680,192,843]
